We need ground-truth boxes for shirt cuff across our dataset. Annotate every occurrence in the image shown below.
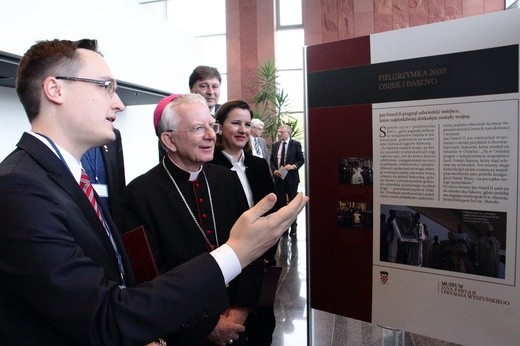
[210,244,242,285]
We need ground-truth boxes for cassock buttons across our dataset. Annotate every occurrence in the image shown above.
[210,244,217,250]
[202,213,208,219]
[198,197,204,203]
[206,229,213,235]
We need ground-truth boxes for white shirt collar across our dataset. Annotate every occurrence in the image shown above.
[221,149,254,208]
[29,132,82,183]
[221,149,245,165]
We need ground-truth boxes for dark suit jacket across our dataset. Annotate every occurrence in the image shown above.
[270,139,305,185]
[211,150,282,263]
[99,128,126,228]
[120,158,264,344]
[212,103,221,117]
[0,133,229,345]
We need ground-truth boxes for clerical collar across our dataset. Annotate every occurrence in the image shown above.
[166,156,203,181]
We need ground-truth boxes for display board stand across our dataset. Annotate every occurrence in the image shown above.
[306,9,520,345]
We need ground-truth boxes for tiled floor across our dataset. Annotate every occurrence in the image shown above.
[270,206,461,346]
[272,207,308,346]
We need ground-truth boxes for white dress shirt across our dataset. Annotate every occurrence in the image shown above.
[277,139,290,167]
[221,150,254,208]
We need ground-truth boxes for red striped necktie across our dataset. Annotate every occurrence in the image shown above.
[79,168,127,286]
[80,169,102,223]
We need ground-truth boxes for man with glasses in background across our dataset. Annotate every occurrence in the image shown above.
[271,124,305,238]
[120,93,265,345]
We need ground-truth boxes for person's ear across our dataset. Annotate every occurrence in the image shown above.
[160,132,177,152]
[43,77,64,105]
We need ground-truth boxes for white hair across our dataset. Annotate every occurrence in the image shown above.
[158,94,207,133]
[251,118,264,128]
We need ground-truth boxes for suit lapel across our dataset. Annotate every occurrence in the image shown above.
[214,150,233,169]
[243,154,259,195]
[273,142,281,167]
[17,133,123,268]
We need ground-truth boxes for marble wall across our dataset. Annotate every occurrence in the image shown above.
[303,0,505,45]
[226,0,505,101]
[226,0,275,104]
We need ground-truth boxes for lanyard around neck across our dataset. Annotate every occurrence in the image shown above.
[35,133,73,174]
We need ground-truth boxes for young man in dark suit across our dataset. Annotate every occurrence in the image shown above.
[270,124,305,237]
[0,38,308,345]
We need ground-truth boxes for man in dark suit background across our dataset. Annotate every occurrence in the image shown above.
[189,65,222,117]
[0,38,308,345]
[81,128,125,229]
[270,124,305,237]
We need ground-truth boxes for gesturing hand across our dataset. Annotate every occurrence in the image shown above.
[226,192,308,268]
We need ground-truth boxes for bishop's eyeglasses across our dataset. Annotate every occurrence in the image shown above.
[167,123,221,136]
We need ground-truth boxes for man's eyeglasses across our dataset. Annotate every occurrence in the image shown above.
[55,76,117,96]
[167,123,221,136]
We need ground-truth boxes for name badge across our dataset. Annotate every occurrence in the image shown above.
[92,183,109,197]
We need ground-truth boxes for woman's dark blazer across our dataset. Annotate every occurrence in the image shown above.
[211,150,282,263]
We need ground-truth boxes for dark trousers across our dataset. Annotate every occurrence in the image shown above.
[274,178,298,229]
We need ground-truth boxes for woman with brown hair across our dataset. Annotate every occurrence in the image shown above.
[211,100,281,345]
